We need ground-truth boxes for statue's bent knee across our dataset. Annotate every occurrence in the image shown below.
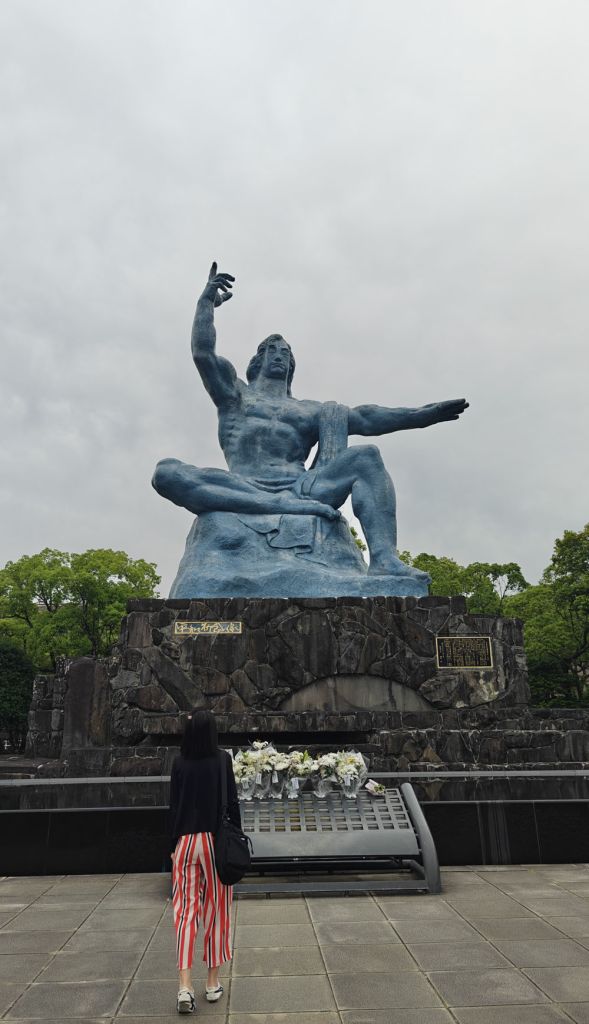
[151,458,181,496]
[354,444,384,468]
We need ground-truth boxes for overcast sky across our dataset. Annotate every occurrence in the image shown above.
[1,0,587,594]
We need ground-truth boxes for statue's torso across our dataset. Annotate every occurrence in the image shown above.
[218,387,321,479]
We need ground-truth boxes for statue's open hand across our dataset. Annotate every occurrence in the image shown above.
[201,262,235,307]
[424,399,469,424]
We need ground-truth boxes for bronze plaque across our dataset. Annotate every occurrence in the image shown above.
[436,636,493,669]
[174,620,243,636]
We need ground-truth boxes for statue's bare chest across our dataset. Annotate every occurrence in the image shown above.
[238,395,316,435]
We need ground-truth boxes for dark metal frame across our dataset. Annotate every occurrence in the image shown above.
[234,783,441,896]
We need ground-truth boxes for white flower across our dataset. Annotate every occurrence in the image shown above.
[269,752,291,772]
[317,752,339,777]
[233,760,256,782]
[289,751,317,776]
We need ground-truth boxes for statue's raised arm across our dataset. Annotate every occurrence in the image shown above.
[191,262,239,407]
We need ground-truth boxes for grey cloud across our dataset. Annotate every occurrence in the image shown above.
[1,0,587,592]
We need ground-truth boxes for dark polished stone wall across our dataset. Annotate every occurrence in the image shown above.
[2,801,589,873]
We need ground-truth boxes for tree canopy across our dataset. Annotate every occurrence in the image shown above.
[0,641,36,751]
[0,548,160,670]
[504,524,589,705]
[400,551,529,615]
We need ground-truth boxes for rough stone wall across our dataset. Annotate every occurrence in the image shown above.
[61,657,111,751]
[24,666,67,759]
[25,656,111,761]
[107,595,529,745]
[56,706,589,777]
[31,596,589,782]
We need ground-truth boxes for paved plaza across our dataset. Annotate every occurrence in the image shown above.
[2,866,589,1022]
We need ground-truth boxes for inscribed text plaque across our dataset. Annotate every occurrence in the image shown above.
[436,635,493,669]
[174,620,243,636]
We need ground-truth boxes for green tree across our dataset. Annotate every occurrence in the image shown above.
[400,552,465,597]
[543,523,589,697]
[463,562,530,614]
[505,585,576,704]
[506,524,589,705]
[0,642,36,751]
[400,551,528,614]
[0,548,160,669]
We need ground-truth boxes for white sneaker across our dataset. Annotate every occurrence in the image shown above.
[177,987,195,1014]
[205,983,224,1003]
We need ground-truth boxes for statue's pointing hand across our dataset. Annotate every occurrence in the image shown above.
[423,399,469,425]
[202,262,235,307]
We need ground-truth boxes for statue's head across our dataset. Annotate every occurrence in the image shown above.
[246,334,296,395]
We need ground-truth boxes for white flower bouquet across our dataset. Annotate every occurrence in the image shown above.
[232,745,372,800]
[310,752,340,797]
[233,740,278,799]
[285,750,316,798]
[288,750,317,777]
[232,751,257,800]
[334,750,368,798]
[317,752,339,777]
[267,749,291,798]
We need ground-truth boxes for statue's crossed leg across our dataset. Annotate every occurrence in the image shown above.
[153,446,428,580]
[152,460,340,521]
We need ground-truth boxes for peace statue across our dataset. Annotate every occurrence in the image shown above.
[153,264,468,598]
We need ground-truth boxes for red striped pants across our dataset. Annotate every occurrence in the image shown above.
[172,832,233,970]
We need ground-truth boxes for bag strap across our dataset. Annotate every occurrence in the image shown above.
[218,750,228,825]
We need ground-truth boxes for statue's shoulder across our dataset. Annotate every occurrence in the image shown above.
[296,397,350,422]
[292,396,322,416]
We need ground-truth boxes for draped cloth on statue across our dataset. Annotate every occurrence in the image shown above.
[234,401,350,562]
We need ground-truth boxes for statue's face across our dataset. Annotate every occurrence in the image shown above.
[260,335,291,381]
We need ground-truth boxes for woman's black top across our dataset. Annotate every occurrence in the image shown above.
[169,749,241,852]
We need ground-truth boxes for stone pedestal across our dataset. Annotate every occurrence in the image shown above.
[20,597,589,786]
[170,512,429,598]
[107,596,528,743]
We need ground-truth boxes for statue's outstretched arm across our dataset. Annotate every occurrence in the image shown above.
[192,262,239,407]
[348,399,469,435]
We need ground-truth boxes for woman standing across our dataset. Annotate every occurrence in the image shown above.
[169,709,241,1015]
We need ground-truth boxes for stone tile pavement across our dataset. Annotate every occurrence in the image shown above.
[2,866,589,1022]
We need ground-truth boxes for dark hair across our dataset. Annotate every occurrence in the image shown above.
[180,709,219,760]
[246,335,296,396]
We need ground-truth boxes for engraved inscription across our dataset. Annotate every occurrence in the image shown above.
[174,620,243,636]
[436,636,493,669]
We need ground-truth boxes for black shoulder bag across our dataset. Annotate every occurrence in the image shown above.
[214,751,253,885]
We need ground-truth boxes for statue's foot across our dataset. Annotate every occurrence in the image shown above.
[368,556,430,582]
[279,498,341,521]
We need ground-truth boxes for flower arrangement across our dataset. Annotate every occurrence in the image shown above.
[284,750,316,797]
[231,745,373,800]
[268,751,291,774]
[335,751,367,783]
[287,750,317,777]
[232,757,255,783]
[316,752,339,778]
